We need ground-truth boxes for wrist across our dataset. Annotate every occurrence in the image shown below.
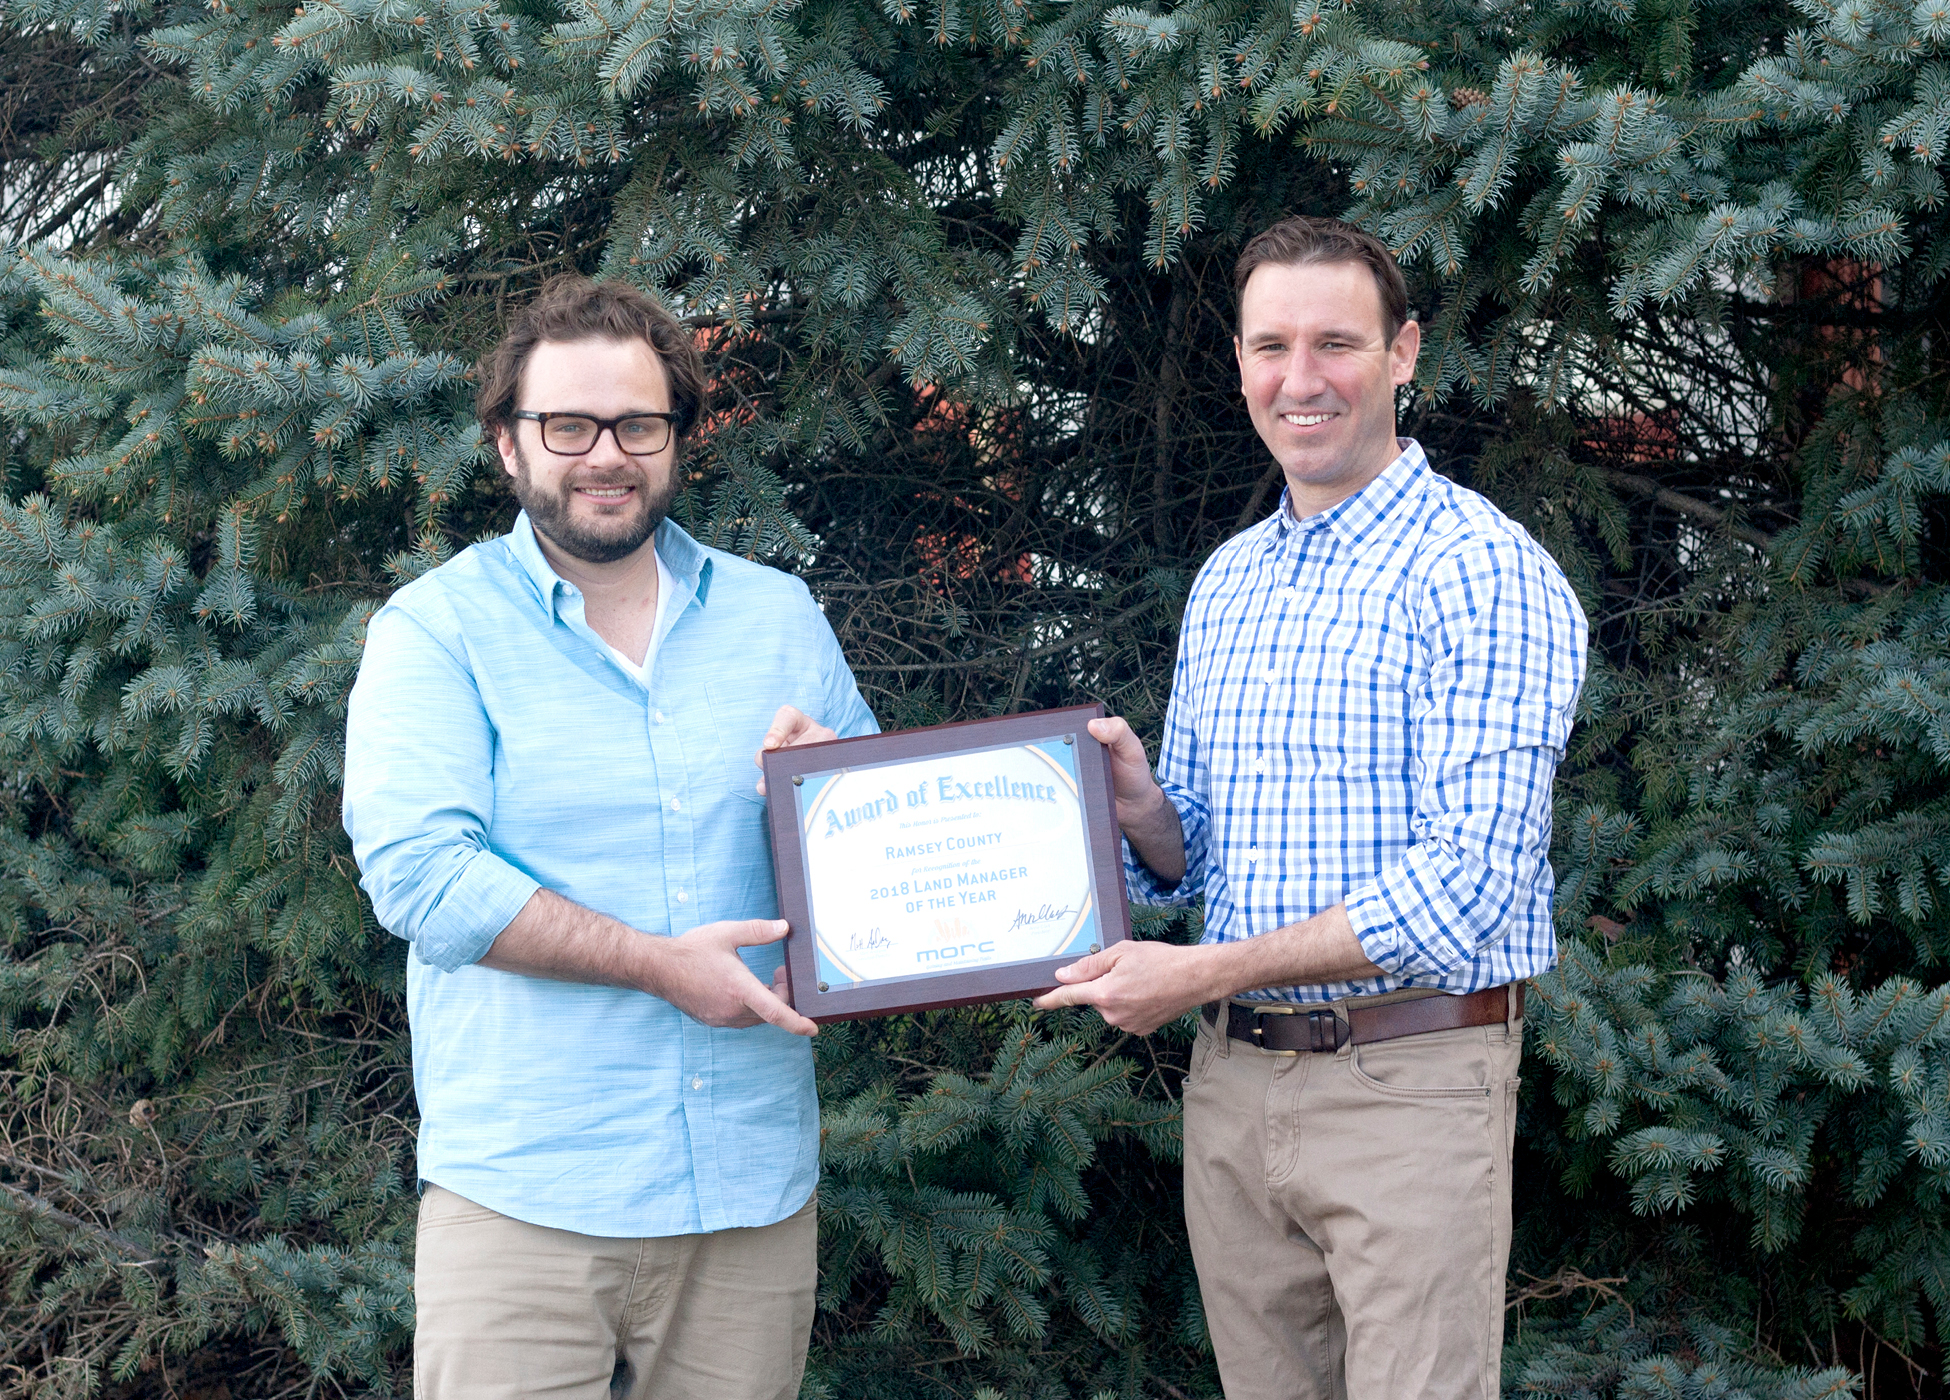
[1204,936,1290,1004]
[1181,940,1236,1007]
[629,925,680,999]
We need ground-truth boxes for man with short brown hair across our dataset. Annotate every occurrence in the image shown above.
[344,275,874,1399]
[1039,216,1588,1398]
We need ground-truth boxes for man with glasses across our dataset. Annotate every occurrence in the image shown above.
[342,276,875,1399]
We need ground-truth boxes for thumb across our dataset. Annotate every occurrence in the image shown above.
[1088,716,1149,770]
[725,918,792,948]
[760,704,804,753]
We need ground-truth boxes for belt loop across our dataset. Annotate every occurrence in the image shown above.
[1210,1001,1232,1058]
[1505,980,1521,1037]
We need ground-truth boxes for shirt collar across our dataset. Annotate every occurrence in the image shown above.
[509,512,713,621]
[1270,439,1430,551]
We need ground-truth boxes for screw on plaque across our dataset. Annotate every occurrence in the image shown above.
[1063,734,1074,744]
[1088,943,1100,953]
[817,981,829,992]
[792,774,803,785]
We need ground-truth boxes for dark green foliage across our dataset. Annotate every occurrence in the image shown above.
[0,0,1946,1393]
[807,1002,1191,1398]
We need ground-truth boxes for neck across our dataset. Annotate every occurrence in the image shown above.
[531,521,664,664]
[1284,434,1404,520]
[531,523,661,604]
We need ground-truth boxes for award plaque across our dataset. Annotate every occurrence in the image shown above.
[760,703,1132,1022]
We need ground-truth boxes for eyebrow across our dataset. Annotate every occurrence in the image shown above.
[1242,326,1372,348]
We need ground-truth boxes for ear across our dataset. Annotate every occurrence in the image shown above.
[494,424,520,479]
[1388,319,1422,388]
[1233,334,1246,395]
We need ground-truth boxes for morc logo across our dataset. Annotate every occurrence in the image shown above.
[917,942,997,964]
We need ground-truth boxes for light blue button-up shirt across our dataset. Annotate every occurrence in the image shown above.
[1129,441,1588,1002]
[342,514,876,1238]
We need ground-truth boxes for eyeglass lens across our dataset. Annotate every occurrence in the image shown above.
[542,415,671,455]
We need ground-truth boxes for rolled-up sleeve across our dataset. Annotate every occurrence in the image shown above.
[1342,535,1587,979]
[342,602,541,972]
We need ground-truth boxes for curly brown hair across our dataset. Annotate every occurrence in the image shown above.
[475,275,708,445]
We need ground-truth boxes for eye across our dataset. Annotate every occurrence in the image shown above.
[619,420,655,441]
[552,419,595,440]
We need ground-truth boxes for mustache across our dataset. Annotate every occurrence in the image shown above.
[562,470,648,487]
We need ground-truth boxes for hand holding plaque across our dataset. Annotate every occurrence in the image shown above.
[760,704,1133,1021]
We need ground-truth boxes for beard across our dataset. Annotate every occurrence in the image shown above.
[509,440,678,565]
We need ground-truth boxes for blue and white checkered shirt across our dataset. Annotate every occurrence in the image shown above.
[1128,440,1588,1003]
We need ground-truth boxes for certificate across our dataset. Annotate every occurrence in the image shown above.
[761,704,1132,1021]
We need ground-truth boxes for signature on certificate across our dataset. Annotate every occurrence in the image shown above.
[1005,903,1076,932]
[846,928,892,952]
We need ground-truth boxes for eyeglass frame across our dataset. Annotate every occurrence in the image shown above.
[511,409,687,457]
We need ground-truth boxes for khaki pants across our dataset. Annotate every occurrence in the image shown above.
[1183,1001,1522,1400]
[413,1184,816,1400]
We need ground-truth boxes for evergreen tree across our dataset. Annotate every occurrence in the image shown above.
[0,0,1944,1392]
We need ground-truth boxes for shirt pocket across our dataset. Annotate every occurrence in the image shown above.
[703,678,780,807]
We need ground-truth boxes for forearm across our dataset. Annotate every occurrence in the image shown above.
[478,888,664,993]
[475,890,811,1034]
[1198,904,1381,1001]
[1033,902,1382,1033]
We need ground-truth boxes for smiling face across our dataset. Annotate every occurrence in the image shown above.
[496,337,680,566]
[1234,259,1421,518]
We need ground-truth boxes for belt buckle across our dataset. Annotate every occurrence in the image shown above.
[1250,1003,1302,1057]
[1248,1004,1346,1055]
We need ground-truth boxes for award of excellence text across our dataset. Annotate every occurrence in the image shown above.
[818,766,1065,840]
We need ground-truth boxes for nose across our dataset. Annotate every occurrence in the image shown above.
[1281,345,1329,401]
[579,423,632,465]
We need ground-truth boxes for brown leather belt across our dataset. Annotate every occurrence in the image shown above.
[1201,982,1522,1054]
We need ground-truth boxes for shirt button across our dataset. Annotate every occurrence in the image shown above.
[669,798,682,812]
[691,1076,703,1091]
[1263,669,1276,685]
[1246,847,1260,862]
[653,710,667,724]
[1254,757,1268,774]
[675,889,689,903]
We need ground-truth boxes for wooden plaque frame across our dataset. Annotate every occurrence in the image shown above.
[760,703,1131,1023]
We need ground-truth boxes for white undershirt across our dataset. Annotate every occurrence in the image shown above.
[596,548,678,684]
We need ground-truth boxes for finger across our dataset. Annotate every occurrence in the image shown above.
[724,918,792,948]
[1031,982,1100,1011]
[743,982,819,1037]
[1052,949,1116,983]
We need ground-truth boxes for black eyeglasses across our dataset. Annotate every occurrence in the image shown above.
[512,410,684,456]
